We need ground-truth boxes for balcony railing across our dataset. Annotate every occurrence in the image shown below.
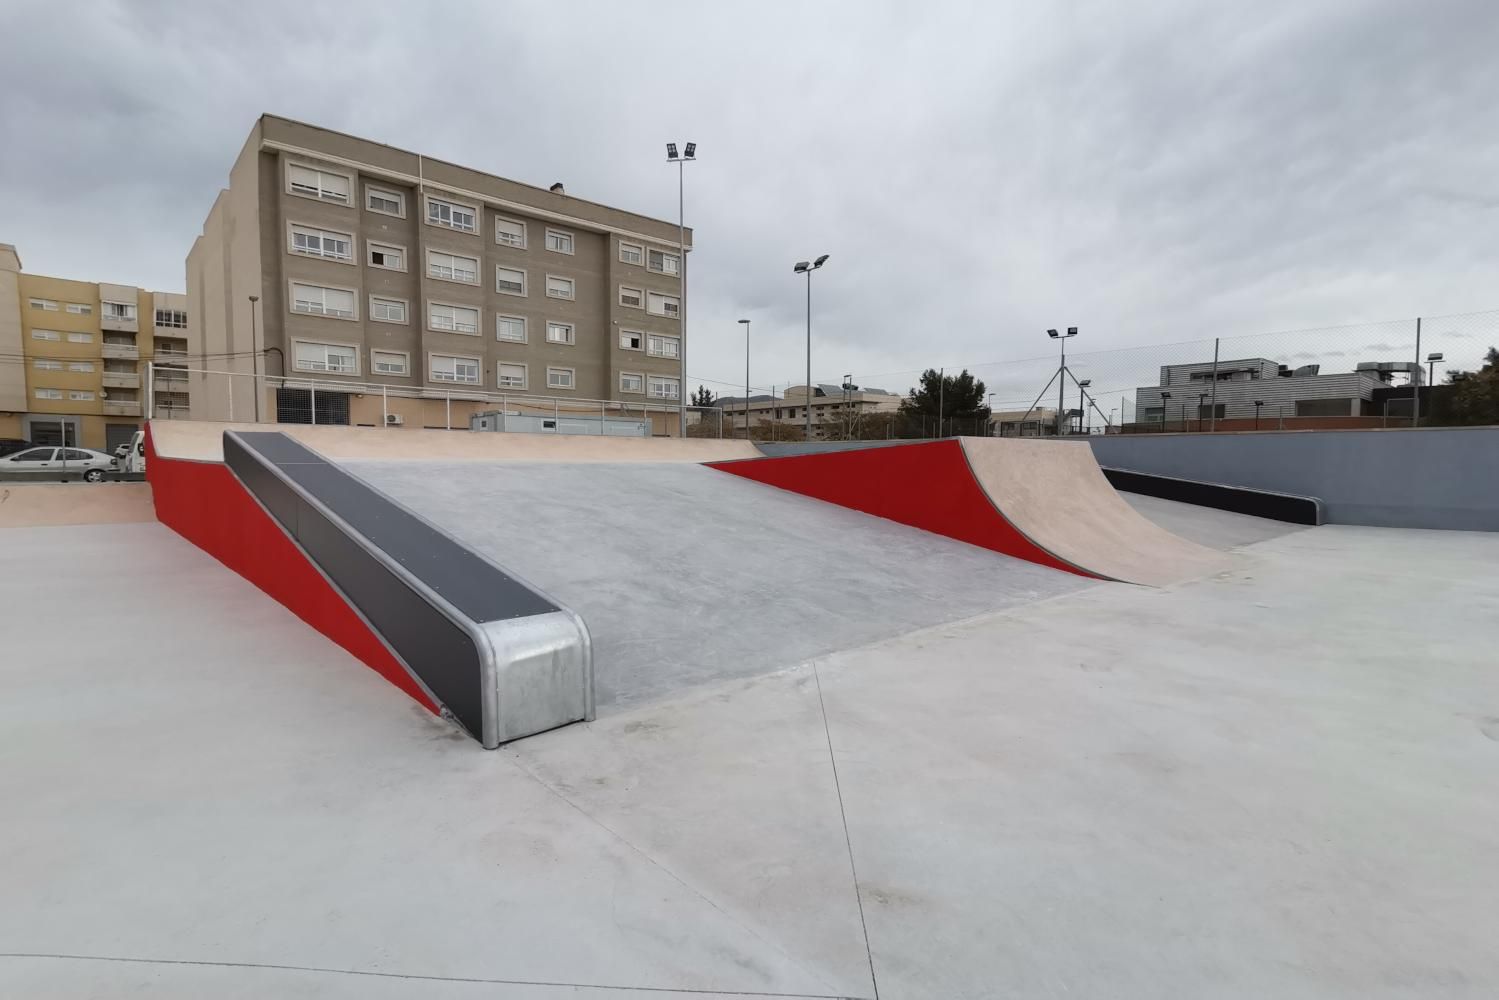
[101,343,139,361]
[103,400,142,416]
[101,313,139,333]
[102,372,140,389]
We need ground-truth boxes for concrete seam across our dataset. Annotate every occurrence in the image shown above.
[0,953,856,998]
[500,750,857,999]
[809,659,881,1000]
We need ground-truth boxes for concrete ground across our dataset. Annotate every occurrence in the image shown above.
[1121,491,1310,549]
[3,516,1497,998]
[345,461,1089,708]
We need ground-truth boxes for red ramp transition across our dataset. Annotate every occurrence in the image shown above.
[709,439,1226,587]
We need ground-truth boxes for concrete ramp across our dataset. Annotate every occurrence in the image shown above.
[711,438,1227,587]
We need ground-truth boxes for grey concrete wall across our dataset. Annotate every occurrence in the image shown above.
[1088,427,1499,531]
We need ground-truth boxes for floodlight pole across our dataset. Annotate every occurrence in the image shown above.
[667,142,695,436]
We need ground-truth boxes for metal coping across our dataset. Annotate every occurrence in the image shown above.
[1102,467,1324,526]
[230,432,558,623]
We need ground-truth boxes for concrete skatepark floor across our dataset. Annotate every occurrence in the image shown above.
[3,501,1498,997]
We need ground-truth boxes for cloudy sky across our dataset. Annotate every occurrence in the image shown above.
[2,0,1496,407]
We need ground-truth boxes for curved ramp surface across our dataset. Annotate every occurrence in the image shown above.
[711,438,1226,587]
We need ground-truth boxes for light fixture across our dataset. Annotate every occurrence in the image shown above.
[813,254,829,268]
[683,142,696,159]
[1066,327,1077,336]
[1427,352,1444,362]
[1047,329,1059,339]
[794,261,810,273]
[666,142,678,159]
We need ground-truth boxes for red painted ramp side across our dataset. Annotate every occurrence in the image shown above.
[144,426,440,715]
[708,440,1097,579]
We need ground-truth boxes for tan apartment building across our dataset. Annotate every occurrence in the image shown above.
[715,384,904,439]
[188,115,691,429]
[0,243,192,452]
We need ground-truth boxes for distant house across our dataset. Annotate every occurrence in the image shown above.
[1133,358,1423,426]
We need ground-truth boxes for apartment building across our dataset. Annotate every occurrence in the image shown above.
[187,115,690,428]
[715,384,904,438]
[0,242,192,452]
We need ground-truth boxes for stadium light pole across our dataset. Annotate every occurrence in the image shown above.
[248,294,261,423]
[667,141,695,436]
[794,255,829,440]
[738,319,752,438]
[1047,327,1077,435]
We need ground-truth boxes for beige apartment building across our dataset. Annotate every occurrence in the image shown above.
[715,384,904,439]
[0,243,192,452]
[187,115,691,429]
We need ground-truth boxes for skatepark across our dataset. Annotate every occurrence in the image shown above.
[3,421,1497,998]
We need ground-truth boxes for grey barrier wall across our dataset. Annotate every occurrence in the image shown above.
[1087,426,1499,531]
[224,431,594,747]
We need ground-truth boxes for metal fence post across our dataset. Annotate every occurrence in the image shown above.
[1209,337,1220,432]
[1412,316,1422,428]
[382,384,388,428]
[227,373,234,422]
[145,362,154,419]
[310,380,317,425]
[446,389,451,430]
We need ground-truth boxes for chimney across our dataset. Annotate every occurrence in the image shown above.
[549,182,565,194]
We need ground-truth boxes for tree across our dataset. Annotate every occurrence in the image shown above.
[899,369,992,424]
[1442,346,1499,426]
[690,385,716,408]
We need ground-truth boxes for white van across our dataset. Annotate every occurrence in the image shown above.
[113,430,147,474]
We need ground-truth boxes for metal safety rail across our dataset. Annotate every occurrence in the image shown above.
[223,430,593,747]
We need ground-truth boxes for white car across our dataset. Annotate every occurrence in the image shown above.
[0,446,118,483]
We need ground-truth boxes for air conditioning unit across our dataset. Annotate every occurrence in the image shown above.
[385,413,404,426]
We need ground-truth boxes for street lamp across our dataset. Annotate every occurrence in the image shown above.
[1079,379,1092,434]
[1253,399,1264,431]
[249,294,261,423]
[1426,352,1444,405]
[1046,327,1077,435]
[738,319,751,439]
[666,141,696,435]
[1160,391,1172,433]
[793,254,829,440]
[987,392,995,437]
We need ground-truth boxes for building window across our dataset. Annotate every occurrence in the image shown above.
[647,375,680,400]
[546,366,575,390]
[545,275,575,300]
[154,308,188,328]
[647,334,680,359]
[103,301,137,322]
[495,217,527,248]
[646,292,680,318]
[34,359,63,371]
[620,330,643,350]
[366,186,405,217]
[546,322,575,345]
[496,266,527,296]
[1143,407,1164,422]
[497,362,527,389]
[29,298,59,311]
[367,241,405,271]
[496,315,527,343]
[290,282,356,319]
[426,195,477,233]
[618,241,644,266]
[428,301,480,335]
[67,303,93,316]
[293,341,358,374]
[618,285,643,308]
[34,388,63,400]
[620,372,644,394]
[288,163,352,204]
[1295,398,1353,417]
[428,249,480,284]
[370,296,408,324]
[67,332,93,344]
[69,390,95,401]
[68,362,95,373]
[545,229,575,254]
[290,223,354,262]
[648,249,680,275]
[31,330,61,342]
[430,353,481,384]
[371,350,409,375]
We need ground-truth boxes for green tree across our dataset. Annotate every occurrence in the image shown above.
[690,385,716,407]
[1443,347,1499,426]
[899,369,991,422]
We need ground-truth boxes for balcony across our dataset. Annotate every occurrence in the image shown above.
[101,313,139,334]
[154,368,189,385]
[101,342,139,361]
[102,372,140,390]
[103,400,142,417]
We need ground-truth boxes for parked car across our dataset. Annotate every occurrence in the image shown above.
[0,446,118,482]
[0,439,34,458]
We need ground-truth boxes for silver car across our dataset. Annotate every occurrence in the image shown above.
[0,446,118,483]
